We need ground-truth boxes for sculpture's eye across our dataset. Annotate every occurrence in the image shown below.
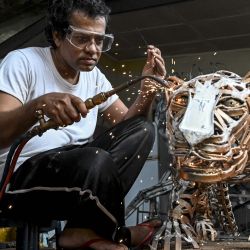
[220,98,242,107]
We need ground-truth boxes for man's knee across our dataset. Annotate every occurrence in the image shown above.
[131,116,155,144]
[75,147,118,182]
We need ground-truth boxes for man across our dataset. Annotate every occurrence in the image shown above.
[0,0,166,249]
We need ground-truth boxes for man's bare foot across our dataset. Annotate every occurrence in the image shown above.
[58,219,162,249]
[129,218,162,247]
[58,228,128,250]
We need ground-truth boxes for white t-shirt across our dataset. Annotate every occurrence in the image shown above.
[0,47,118,177]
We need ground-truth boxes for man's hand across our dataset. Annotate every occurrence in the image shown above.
[36,92,88,127]
[143,45,166,77]
[141,45,166,95]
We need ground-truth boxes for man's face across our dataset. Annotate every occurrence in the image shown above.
[54,11,108,72]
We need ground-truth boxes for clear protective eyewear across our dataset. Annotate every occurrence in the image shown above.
[65,25,114,52]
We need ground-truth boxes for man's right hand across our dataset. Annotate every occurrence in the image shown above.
[36,92,88,128]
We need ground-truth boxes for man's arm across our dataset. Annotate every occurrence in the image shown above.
[0,91,89,149]
[0,92,39,148]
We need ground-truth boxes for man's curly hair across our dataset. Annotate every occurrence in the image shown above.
[44,0,111,48]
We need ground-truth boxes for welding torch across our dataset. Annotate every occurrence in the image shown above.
[29,75,168,137]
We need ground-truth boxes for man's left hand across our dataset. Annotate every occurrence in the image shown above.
[141,45,166,95]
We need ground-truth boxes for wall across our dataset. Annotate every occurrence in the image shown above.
[100,48,250,96]
[164,48,250,80]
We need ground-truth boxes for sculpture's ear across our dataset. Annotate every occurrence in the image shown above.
[242,72,250,111]
[242,71,250,83]
[246,96,250,111]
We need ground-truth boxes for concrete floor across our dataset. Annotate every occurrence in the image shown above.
[1,240,250,250]
[185,241,250,250]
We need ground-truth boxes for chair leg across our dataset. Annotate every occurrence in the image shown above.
[16,222,39,250]
[28,223,39,250]
[55,221,63,250]
[16,223,29,250]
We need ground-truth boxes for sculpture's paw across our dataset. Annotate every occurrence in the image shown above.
[195,219,217,241]
[150,219,200,250]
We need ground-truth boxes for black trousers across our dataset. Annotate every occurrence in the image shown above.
[3,116,155,238]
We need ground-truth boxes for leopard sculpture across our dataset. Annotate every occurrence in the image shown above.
[150,70,250,249]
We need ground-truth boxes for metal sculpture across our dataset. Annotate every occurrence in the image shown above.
[139,70,250,249]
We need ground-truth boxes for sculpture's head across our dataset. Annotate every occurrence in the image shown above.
[166,70,250,183]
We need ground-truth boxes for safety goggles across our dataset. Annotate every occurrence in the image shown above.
[65,25,114,52]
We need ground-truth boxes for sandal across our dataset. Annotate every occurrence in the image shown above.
[114,217,163,249]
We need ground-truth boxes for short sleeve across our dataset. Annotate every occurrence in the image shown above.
[0,50,31,104]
